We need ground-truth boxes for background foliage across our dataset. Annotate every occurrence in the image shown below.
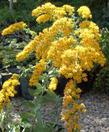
[93,28,109,94]
[0,0,109,31]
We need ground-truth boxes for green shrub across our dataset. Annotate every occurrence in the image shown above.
[0,0,42,30]
[93,28,109,94]
[94,66,109,94]
[0,28,37,82]
[100,28,109,63]
[0,0,109,30]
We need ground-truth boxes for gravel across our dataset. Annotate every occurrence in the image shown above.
[11,91,109,132]
[80,92,109,132]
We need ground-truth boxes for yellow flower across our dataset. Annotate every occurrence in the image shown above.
[2,22,27,36]
[48,77,58,91]
[63,5,75,15]
[0,74,20,111]
[29,59,46,86]
[36,14,51,23]
[16,39,36,62]
[54,7,66,19]
[61,80,84,131]
[32,2,56,18]
[77,6,92,19]
[32,3,74,22]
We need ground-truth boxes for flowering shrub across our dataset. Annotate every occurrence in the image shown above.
[1,2,106,132]
[15,3,106,131]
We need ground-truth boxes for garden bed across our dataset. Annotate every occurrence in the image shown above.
[10,91,109,132]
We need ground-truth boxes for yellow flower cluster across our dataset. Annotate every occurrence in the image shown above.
[16,28,52,62]
[59,45,105,83]
[2,22,27,36]
[32,2,75,23]
[61,80,86,132]
[77,6,92,19]
[16,17,74,86]
[29,59,46,86]
[16,18,73,61]
[16,38,37,61]
[47,36,76,68]
[0,74,20,111]
[48,77,58,91]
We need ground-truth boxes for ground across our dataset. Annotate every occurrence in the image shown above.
[10,91,109,132]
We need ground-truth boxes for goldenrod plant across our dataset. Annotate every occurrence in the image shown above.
[15,3,106,131]
[1,2,106,132]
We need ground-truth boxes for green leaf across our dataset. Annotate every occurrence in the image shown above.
[32,122,54,132]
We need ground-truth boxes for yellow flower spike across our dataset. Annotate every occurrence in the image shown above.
[29,59,46,86]
[36,14,51,23]
[16,36,39,62]
[32,2,56,18]
[32,2,75,22]
[2,22,27,36]
[0,74,20,111]
[61,79,84,131]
